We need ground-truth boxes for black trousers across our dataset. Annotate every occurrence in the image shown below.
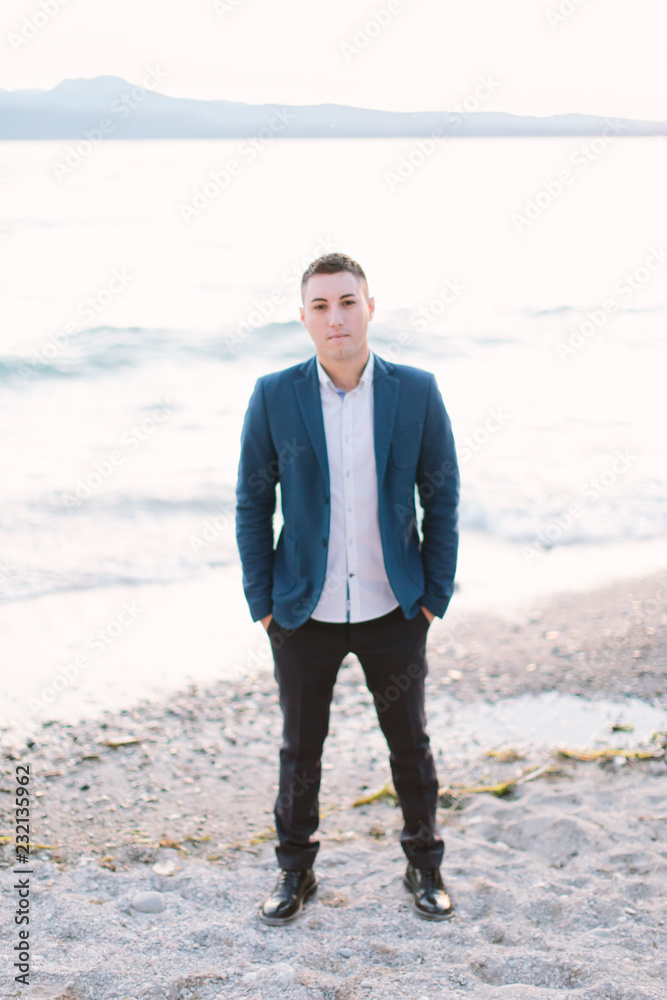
[266,605,444,871]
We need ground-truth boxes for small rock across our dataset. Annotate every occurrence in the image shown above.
[100,735,141,749]
[152,860,179,876]
[131,891,165,913]
[339,948,352,958]
[274,963,295,988]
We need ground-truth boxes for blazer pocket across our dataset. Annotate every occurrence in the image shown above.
[284,532,298,578]
[273,532,299,596]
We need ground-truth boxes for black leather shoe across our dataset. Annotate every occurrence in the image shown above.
[259,868,318,925]
[404,863,454,921]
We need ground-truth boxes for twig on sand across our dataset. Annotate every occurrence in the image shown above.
[352,782,398,807]
[248,826,276,845]
[485,748,525,762]
[439,762,558,801]
[556,747,663,761]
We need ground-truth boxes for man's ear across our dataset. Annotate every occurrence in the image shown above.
[299,306,305,324]
[368,296,375,320]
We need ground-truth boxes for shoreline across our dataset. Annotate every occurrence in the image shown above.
[1,568,666,997]
[2,532,667,737]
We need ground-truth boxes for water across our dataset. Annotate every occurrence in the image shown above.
[0,137,666,729]
[1,137,665,609]
[435,691,667,758]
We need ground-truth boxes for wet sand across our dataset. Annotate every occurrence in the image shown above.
[1,569,666,999]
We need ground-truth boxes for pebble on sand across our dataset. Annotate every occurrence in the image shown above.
[131,891,165,913]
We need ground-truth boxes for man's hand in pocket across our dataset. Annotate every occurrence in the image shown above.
[261,614,273,631]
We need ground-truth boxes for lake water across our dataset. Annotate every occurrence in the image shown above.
[1,136,666,729]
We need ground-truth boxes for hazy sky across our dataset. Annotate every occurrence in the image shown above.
[1,0,665,119]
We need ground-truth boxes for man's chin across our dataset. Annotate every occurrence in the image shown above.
[323,337,362,357]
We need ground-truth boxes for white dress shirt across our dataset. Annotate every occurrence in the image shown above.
[310,349,400,623]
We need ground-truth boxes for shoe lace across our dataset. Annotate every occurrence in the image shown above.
[277,870,302,889]
[416,867,443,892]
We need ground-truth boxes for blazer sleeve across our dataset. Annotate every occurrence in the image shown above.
[235,377,278,622]
[416,374,460,617]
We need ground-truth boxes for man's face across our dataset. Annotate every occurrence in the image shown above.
[300,271,374,366]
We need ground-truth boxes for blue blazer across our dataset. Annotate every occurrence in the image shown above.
[235,351,459,630]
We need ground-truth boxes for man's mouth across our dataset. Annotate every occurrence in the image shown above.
[328,333,348,339]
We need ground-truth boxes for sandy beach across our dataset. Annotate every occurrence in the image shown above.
[1,568,666,1000]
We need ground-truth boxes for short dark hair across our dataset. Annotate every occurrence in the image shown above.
[301,252,368,302]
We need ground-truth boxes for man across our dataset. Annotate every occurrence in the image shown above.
[235,252,459,925]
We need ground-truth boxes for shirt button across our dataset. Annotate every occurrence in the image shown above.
[322,539,327,547]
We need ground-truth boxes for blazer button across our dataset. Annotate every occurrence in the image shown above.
[322,539,327,547]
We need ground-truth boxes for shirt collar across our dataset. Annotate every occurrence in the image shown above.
[316,348,374,393]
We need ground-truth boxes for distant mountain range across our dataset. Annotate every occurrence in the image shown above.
[1,76,665,139]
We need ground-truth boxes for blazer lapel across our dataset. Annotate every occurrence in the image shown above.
[372,352,400,484]
[294,351,401,488]
[294,356,330,490]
